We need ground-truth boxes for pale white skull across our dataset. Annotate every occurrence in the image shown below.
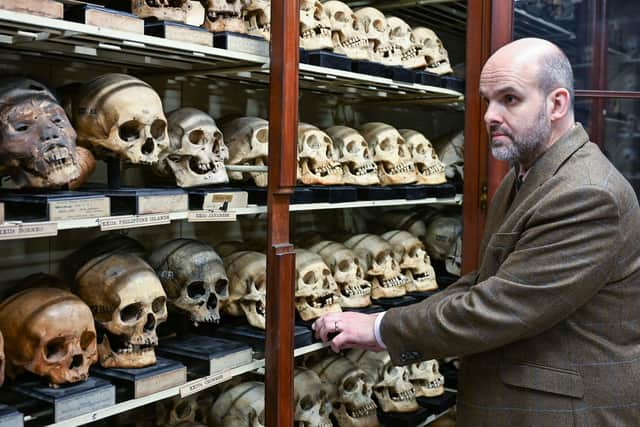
[424,214,462,263]
[344,234,409,299]
[387,16,425,69]
[209,381,265,427]
[201,0,247,33]
[400,129,446,185]
[354,7,398,65]
[73,74,169,165]
[437,130,464,181]
[131,0,192,23]
[360,122,416,186]
[223,251,267,330]
[347,350,418,413]
[325,126,378,186]
[308,241,372,308]
[408,359,444,398]
[412,27,453,75]
[223,117,269,187]
[298,123,343,185]
[294,368,333,427]
[75,254,168,368]
[155,107,228,188]
[323,1,368,60]
[155,393,211,427]
[300,0,333,50]
[245,0,271,40]
[148,239,229,326]
[382,230,438,293]
[310,355,379,427]
[379,210,430,245]
[295,249,342,321]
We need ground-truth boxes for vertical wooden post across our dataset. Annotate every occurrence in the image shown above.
[265,0,299,425]
[589,0,607,148]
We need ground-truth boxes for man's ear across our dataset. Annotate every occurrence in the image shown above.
[548,88,571,121]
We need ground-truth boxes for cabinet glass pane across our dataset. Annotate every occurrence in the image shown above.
[513,0,595,90]
[607,0,640,91]
[603,99,640,198]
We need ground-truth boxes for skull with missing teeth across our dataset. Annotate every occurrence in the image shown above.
[344,234,410,299]
[354,7,399,65]
[408,359,444,398]
[308,241,372,308]
[347,350,418,413]
[295,249,342,321]
[131,0,192,23]
[155,107,229,187]
[412,27,453,75]
[382,230,438,292]
[245,0,270,40]
[325,126,378,186]
[72,73,169,165]
[148,239,229,325]
[75,253,168,368]
[300,0,333,50]
[223,117,269,187]
[387,16,426,69]
[201,0,248,33]
[223,251,267,330]
[401,129,446,185]
[360,122,416,186]
[323,1,368,60]
[298,123,343,185]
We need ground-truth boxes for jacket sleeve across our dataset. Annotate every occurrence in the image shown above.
[381,185,621,364]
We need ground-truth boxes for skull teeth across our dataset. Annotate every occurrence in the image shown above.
[302,27,331,39]
[312,163,342,177]
[339,37,368,48]
[341,284,370,297]
[349,403,376,418]
[381,161,415,176]
[381,275,410,288]
[351,162,377,176]
[391,389,416,401]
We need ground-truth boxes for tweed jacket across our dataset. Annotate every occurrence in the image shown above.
[380,124,640,426]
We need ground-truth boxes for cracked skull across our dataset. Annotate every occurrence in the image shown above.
[308,241,372,308]
[387,16,425,69]
[325,126,378,186]
[156,107,228,187]
[131,0,192,23]
[310,355,379,427]
[295,368,333,427]
[298,123,343,185]
[412,27,453,75]
[323,1,368,60]
[354,7,398,65]
[344,234,410,299]
[300,0,333,50]
[72,73,169,165]
[408,359,444,398]
[148,238,229,325]
[295,249,342,321]
[223,251,267,330]
[360,122,416,185]
[210,381,265,427]
[0,287,97,386]
[347,350,418,413]
[245,0,270,40]
[223,116,269,187]
[382,230,438,293]
[75,253,167,368]
[401,129,446,185]
[201,0,248,33]
[0,77,80,189]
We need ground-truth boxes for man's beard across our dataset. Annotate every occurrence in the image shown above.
[490,105,551,164]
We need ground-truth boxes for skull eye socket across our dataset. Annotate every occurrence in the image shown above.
[175,401,192,419]
[375,251,389,264]
[187,281,206,298]
[255,128,268,143]
[335,11,346,22]
[416,144,426,154]
[215,278,229,295]
[300,396,313,410]
[343,376,358,391]
[151,119,166,139]
[379,139,392,151]
[120,303,143,323]
[80,331,95,350]
[338,260,350,271]
[189,129,205,144]
[152,296,166,313]
[119,120,141,142]
[373,19,385,32]
[303,271,317,284]
[346,140,360,153]
[314,5,323,20]
[45,337,68,361]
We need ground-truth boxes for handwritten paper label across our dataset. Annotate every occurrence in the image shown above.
[187,210,236,222]
[138,194,188,214]
[99,214,171,231]
[48,197,110,221]
[0,222,57,240]
[180,370,231,398]
[202,192,248,210]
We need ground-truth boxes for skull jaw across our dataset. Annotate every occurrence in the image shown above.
[333,34,369,61]
[334,403,379,427]
[413,380,444,398]
[414,163,447,185]
[10,161,80,189]
[377,161,417,186]
[338,282,372,308]
[375,388,418,413]
[98,335,156,369]
[169,160,229,188]
[342,163,379,186]
[300,27,333,50]
[241,300,266,330]
[403,268,438,292]
[26,356,94,387]
[246,12,271,41]
[173,303,221,326]
[401,49,427,70]
[299,159,343,185]
[426,60,453,76]
[296,296,342,321]
[370,276,408,299]
[204,16,246,33]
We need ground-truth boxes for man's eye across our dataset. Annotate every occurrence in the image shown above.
[505,95,517,104]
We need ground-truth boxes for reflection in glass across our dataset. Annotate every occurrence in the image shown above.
[603,99,640,198]
[607,1,640,91]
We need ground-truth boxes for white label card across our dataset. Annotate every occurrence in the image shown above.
[187,210,236,222]
[48,197,110,221]
[0,222,57,240]
[180,370,231,398]
[99,214,171,231]
[138,194,188,214]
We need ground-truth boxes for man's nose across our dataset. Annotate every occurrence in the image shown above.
[484,102,502,126]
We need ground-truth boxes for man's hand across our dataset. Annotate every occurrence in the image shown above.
[312,312,385,353]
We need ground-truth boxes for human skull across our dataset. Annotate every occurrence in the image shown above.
[437,130,464,181]
[347,350,418,413]
[245,0,270,40]
[310,355,379,427]
[424,213,462,264]
[155,108,229,188]
[354,8,398,65]
[360,122,416,186]
[298,123,343,185]
[75,253,168,368]
[223,251,267,329]
[68,146,96,190]
[400,129,446,185]
[0,287,98,386]
[300,0,333,51]
[382,230,438,293]
[323,1,368,60]
[412,27,453,75]
[155,393,211,427]
[73,74,169,164]
[379,210,431,244]
[148,239,229,325]
[344,234,409,299]
[0,77,80,188]
[308,241,372,308]
[294,368,333,427]
[408,359,444,398]
[387,16,425,69]
[200,0,247,33]
[325,126,378,186]
[223,117,269,187]
[295,249,342,321]
[131,0,192,23]
[209,381,265,427]
[446,235,462,276]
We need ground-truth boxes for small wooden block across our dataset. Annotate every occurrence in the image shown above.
[0,0,63,19]
[145,21,212,47]
[65,5,144,34]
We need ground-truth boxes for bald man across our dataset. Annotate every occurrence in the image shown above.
[313,38,640,425]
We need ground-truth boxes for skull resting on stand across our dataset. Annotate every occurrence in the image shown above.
[325,126,378,186]
[295,249,342,321]
[424,213,462,275]
[412,27,453,76]
[200,0,248,33]
[223,116,269,187]
[400,129,446,185]
[382,230,438,293]
[408,359,444,398]
[387,16,425,69]
[209,381,266,427]
[323,1,368,60]
[298,123,343,185]
[0,287,98,386]
[148,239,229,325]
[360,122,416,186]
[75,253,168,368]
[354,7,398,65]
[223,251,267,329]
[294,368,333,427]
[131,0,192,24]
[0,77,81,188]
[300,0,333,51]
[245,0,271,40]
